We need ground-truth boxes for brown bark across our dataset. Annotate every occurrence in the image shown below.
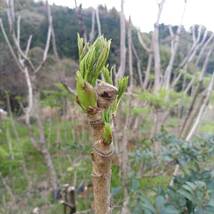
[89,116,112,214]
[61,185,76,214]
[80,83,118,214]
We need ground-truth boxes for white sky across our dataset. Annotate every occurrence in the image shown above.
[46,0,214,32]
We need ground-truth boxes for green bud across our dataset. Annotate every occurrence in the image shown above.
[102,122,112,144]
[102,66,113,85]
[76,71,97,111]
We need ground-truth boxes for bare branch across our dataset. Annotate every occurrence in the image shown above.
[186,73,214,141]
[164,0,187,89]
[137,31,151,53]
[153,0,166,91]
[35,2,53,73]
[25,35,33,56]
[168,25,174,38]
[16,16,21,46]
[196,33,214,66]
[43,25,52,62]
[143,54,153,89]
[184,76,195,94]
[156,0,166,24]
[6,0,15,32]
[192,25,196,43]
[0,18,23,72]
[47,1,59,59]
[170,73,214,187]
[199,43,214,81]
[171,68,186,88]
[12,33,36,71]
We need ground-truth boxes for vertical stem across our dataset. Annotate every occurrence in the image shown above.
[128,17,133,91]
[88,112,113,214]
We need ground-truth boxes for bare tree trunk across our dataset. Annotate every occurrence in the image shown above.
[7,0,15,32]
[1,0,53,123]
[32,92,59,193]
[23,68,33,124]
[128,17,133,91]
[137,31,153,89]
[170,73,214,187]
[144,54,153,89]
[76,4,87,41]
[120,100,131,214]
[41,145,59,192]
[132,44,143,87]
[179,44,214,138]
[89,9,96,42]
[74,0,77,9]
[95,7,102,36]
[152,27,161,91]
[152,0,166,91]
[47,1,59,59]
[171,26,212,88]
[196,33,214,66]
[2,0,59,194]
[184,76,195,94]
[164,17,184,89]
[186,74,214,140]
[116,0,126,81]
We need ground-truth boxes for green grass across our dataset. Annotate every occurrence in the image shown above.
[199,121,214,134]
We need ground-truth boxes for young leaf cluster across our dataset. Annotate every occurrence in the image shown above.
[77,34,111,86]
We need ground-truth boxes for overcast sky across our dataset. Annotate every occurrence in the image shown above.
[46,0,214,32]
